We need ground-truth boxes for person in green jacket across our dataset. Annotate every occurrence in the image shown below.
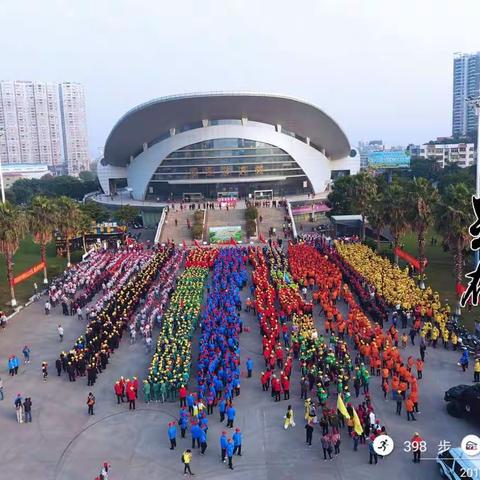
[143,380,151,403]
[152,379,161,402]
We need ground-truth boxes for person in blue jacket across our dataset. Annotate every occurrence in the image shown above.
[226,404,236,428]
[233,428,242,456]
[219,398,226,422]
[246,358,253,378]
[191,422,202,449]
[200,427,208,455]
[167,422,177,450]
[220,431,228,462]
[459,348,469,372]
[186,393,195,414]
[179,415,188,438]
[226,438,235,470]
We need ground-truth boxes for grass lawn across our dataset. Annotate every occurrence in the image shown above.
[380,228,476,330]
[0,236,82,314]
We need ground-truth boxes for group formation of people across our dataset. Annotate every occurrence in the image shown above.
[129,248,184,349]
[55,247,171,384]
[333,241,453,350]
[147,249,217,398]
[249,248,293,401]
[113,376,139,410]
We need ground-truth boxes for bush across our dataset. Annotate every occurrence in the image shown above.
[246,219,257,238]
[191,223,204,240]
[245,206,258,221]
[193,210,204,223]
[363,238,377,251]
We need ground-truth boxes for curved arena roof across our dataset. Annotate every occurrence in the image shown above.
[104,92,351,166]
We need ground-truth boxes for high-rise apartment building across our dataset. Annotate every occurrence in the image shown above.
[452,52,480,137]
[59,82,90,175]
[0,80,62,166]
[0,80,89,175]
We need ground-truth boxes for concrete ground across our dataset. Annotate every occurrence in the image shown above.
[0,259,476,480]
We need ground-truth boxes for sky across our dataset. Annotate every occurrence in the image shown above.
[1,0,479,157]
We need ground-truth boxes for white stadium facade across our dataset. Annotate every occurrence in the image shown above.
[98,92,359,201]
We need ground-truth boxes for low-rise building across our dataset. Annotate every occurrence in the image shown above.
[414,141,475,168]
[1,163,49,189]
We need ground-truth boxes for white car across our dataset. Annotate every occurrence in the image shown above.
[437,447,480,479]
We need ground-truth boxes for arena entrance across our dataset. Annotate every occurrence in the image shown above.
[253,189,273,201]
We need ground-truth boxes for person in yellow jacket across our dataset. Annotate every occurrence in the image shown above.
[182,449,194,476]
[474,359,480,383]
[451,332,458,351]
[284,404,295,429]
[431,327,439,348]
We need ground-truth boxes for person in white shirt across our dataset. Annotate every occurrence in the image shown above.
[57,325,64,342]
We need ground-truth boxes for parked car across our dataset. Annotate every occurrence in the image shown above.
[437,447,480,479]
[444,384,480,419]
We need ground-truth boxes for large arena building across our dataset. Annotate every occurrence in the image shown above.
[98,92,359,201]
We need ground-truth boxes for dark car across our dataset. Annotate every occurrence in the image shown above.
[444,384,480,419]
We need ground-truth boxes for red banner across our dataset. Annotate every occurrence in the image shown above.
[12,261,45,286]
[393,247,424,270]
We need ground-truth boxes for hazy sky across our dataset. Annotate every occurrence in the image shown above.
[1,0,479,156]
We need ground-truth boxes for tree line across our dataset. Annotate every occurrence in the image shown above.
[327,167,473,288]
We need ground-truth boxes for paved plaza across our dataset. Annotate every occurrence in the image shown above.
[0,262,476,480]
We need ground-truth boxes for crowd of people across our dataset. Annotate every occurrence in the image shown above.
[54,246,171,384]
[147,249,217,398]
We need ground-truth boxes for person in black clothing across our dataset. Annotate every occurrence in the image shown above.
[87,364,97,386]
[67,363,76,382]
[55,358,62,376]
[23,397,32,422]
[87,392,95,415]
[305,421,314,446]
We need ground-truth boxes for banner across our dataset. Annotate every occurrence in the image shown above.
[209,226,243,243]
[12,261,45,286]
[393,247,425,270]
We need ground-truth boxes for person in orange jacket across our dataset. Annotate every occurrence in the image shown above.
[405,396,416,421]
[411,432,423,463]
[416,359,423,379]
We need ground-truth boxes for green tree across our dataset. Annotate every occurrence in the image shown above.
[351,171,377,241]
[114,204,139,226]
[366,190,387,251]
[79,170,97,183]
[435,183,472,291]
[80,202,110,223]
[0,202,28,306]
[383,181,410,264]
[327,175,357,216]
[407,177,439,272]
[28,196,59,284]
[56,196,82,266]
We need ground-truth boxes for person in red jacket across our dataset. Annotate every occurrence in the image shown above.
[179,385,187,407]
[127,385,136,410]
[411,432,423,463]
[276,345,284,368]
[114,381,124,404]
[281,374,290,400]
[272,375,281,402]
[132,377,139,399]
[119,376,126,402]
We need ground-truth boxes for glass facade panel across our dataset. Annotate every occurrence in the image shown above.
[146,138,313,200]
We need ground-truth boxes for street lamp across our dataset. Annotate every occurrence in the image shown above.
[467,96,480,268]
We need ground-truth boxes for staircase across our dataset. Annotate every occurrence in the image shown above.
[257,206,287,240]
[159,208,195,244]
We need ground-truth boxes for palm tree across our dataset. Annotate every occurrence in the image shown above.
[407,177,438,273]
[56,196,82,267]
[366,192,387,251]
[383,182,409,264]
[28,196,59,284]
[78,212,93,253]
[351,171,377,241]
[435,183,472,292]
[0,202,28,307]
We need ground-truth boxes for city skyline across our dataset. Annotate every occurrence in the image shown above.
[0,0,479,157]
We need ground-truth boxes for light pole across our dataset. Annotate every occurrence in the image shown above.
[468,96,480,268]
[0,128,5,203]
